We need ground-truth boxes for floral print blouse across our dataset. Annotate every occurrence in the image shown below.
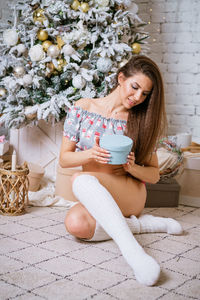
[63,105,127,151]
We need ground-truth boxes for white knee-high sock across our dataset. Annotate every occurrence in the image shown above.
[84,213,182,242]
[72,174,160,286]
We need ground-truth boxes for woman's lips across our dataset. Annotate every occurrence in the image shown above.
[128,98,135,106]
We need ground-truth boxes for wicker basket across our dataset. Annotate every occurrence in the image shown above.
[0,162,29,215]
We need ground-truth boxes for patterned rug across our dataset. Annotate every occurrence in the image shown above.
[0,205,200,300]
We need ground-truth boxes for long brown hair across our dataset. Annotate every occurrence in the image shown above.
[116,55,167,165]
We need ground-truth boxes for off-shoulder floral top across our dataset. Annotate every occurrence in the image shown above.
[63,105,127,152]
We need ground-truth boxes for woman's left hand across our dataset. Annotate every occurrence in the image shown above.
[123,152,135,173]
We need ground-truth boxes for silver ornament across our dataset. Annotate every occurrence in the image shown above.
[95,0,109,7]
[23,74,33,86]
[72,75,86,89]
[0,88,7,97]
[123,0,132,8]
[3,29,18,47]
[97,57,112,73]
[62,44,74,56]
[47,45,60,58]
[13,66,25,77]
[16,44,26,55]
[130,3,138,14]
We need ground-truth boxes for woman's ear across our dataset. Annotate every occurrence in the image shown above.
[118,72,126,86]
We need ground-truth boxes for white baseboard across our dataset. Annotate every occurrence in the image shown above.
[179,195,200,208]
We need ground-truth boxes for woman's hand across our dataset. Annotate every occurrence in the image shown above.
[123,152,135,173]
[88,137,111,164]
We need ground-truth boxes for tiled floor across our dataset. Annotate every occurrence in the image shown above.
[0,205,200,300]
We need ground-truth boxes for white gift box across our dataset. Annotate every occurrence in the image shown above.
[0,141,9,155]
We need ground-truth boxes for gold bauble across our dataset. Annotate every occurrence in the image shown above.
[81,2,90,13]
[45,62,55,77]
[132,42,141,54]
[33,8,46,23]
[56,35,65,49]
[37,29,48,41]
[42,40,52,52]
[0,87,7,97]
[54,59,67,72]
[71,0,81,10]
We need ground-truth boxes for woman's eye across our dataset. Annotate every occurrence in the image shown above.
[132,85,137,90]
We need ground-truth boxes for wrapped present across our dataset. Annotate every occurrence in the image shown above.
[0,135,9,156]
[157,138,184,182]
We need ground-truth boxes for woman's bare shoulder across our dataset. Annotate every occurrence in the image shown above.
[74,98,92,110]
[75,98,101,111]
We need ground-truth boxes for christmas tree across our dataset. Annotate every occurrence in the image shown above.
[0,0,148,128]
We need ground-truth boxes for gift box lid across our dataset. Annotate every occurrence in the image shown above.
[100,135,133,152]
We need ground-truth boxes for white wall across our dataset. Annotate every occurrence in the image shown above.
[135,0,200,140]
[1,0,200,140]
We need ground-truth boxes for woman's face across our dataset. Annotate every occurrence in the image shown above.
[118,72,153,109]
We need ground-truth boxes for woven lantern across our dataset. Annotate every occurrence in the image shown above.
[0,162,29,215]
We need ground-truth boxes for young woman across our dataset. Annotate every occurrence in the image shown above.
[59,55,182,286]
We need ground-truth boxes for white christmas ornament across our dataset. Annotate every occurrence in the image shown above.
[123,0,132,8]
[62,44,74,56]
[3,29,18,47]
[72,75,86,89]
[23,74,33,86]
[130,3,138,14]
[29,44,45,62]
[16,44,26,55]
[13,65,25,77]
[47,45,60,58]
[95,0,109,6]
[97,57,112,73]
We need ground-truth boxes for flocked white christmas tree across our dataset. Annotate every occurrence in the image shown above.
[0,0,149,128]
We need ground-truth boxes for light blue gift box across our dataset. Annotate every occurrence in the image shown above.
[100,135,133,165]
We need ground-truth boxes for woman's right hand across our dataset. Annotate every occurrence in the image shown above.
[87,137,111,164]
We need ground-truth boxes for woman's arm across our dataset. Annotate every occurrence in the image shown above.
[123,152,160,184]
[59,136,110,168]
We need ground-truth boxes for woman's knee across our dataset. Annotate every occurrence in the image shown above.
[65,205,95,239]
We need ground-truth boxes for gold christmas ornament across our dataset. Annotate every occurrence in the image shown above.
[81,2,90,13]
[0,88,7,97]
[45,62,55,77]
[56,35,65,49]
[13,66,25,77]
[33,8,46,23]
[71,0,81,10]
[37,29,48,41]
[42,40,52,52]
[132,42,141,54]
[54,59,67,72]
